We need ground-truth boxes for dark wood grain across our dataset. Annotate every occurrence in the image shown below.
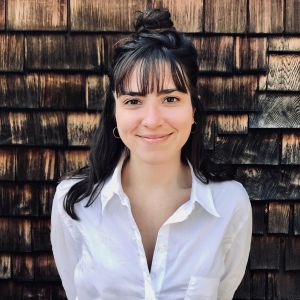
[217,114,248,134]
[0,218,31,252]
[234,37,267,71]
[205,0,247,33]
[16,148,57,181]
[0,254,11,279]
[268,203,290,233]
[38,184,56,217]
[34,112,66,145]
[252,272,266,300]
[282,132,300,164]
[33,74,85,109]
[0,149,15,180]
[193,36,233,73]
[0,0,4,29]
[285,237,300,270]
[58,149,89,177]
[9,112,34,145]
[87,75,109,110]
[67,112,100,146]
[0,184,37,216]
[236,166,300,200]
[267,54,300,91]
[198,75,257,111]
[286,0,300,33]
[249,94,300,128]
[295,203,300,235]
[249,0,284,33]
[0,34,24,71]
[7,0,67,30]
[71,0,147,31]
[12,255,33,280]
[0,75,38,108]
[268,273,300,299]
[213,130,280,165]
[250,236,280,270]
[26,35,105,71]
[252,203,266,234]
[35,254,60,280]
[32,219,51,251]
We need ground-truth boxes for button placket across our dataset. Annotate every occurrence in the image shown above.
[150,225,170,295]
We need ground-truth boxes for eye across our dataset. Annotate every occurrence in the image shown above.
[164,96,179,103]
[124,99,141,105]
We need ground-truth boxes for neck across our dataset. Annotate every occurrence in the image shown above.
[121,153,192,195]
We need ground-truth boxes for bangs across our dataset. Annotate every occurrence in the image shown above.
[114,48,189,96]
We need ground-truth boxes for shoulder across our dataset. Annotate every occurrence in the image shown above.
[209,179,252,219]
[52,178,83,218]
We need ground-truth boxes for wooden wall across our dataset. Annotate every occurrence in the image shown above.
[0,0,299,299]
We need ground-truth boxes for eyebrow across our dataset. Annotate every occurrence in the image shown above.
[120,89,178,97]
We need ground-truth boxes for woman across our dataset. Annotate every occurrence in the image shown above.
[51,8,252,300]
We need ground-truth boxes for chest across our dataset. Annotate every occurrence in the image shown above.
[128,190,192,272]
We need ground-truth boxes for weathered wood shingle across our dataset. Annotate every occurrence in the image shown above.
[204,0,247,33]
[7,0,67,31]
[26,35,106,71]
[193,36,234,73]
[0,35,24,71]
[249,0,284,33]
[70,0,147,31]
[285,0,300,33]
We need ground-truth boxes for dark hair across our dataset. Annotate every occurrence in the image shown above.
[61,8,236,220]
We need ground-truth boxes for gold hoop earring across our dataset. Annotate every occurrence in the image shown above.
[113,127,120,139]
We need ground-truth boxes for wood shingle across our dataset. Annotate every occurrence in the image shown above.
[70,0,147,31]
[7,0,67,31]
[234,37,268,72]
[193,36,234,73]
[0,34,24,71]
[268,203,290,234]
[249,0,284,33]
[0,0,4,29]
[26,35,106,71]
[204,0,247,33]
[249,94,300,128]
[285,0,300,33]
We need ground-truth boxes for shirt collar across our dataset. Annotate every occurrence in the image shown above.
[100,152,220,218]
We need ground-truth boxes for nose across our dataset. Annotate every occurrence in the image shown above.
[141,103,163,128]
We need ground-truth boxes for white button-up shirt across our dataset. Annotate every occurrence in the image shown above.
[50,154,252,300]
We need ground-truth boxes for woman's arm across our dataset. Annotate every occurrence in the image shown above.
[50,182,80,300]
[218,202,253,300]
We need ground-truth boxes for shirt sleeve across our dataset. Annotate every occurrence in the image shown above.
[217,201,253,300]
[50,183,80,300]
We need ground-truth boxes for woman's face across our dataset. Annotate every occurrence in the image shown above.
[114,64,195,165]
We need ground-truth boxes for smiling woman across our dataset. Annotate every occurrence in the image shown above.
[50,7,252,300]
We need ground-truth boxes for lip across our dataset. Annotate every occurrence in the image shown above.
[137,133,173,144]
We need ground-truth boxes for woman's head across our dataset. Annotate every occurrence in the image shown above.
[106,8,203,165]
[62,8,236,220]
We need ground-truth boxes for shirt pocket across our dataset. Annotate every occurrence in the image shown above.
[185,276,220,300]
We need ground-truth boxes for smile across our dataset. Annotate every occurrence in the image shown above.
[137,133,173,144]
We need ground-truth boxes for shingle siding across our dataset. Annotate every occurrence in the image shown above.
[0,1,299,299]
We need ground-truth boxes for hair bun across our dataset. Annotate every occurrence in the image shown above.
[134,8,175,33]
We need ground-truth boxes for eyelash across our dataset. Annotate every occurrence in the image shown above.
[124,96,179,105]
